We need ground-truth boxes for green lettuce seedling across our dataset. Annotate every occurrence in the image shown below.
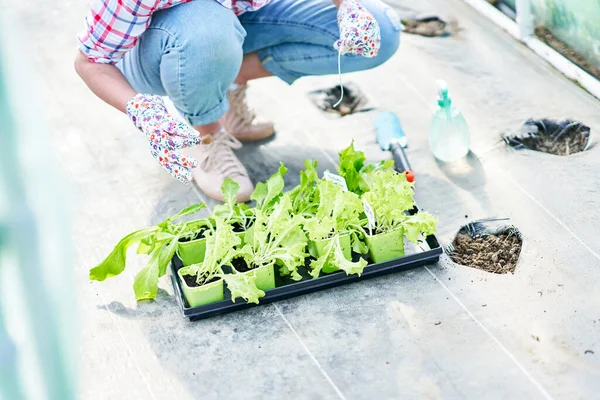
[185,217,265,304]
[303,179,368,277]
[362,169,437,241]
[236,194,308,282]
[288,159,320,216]
[89,202,206,301]
[251,162,288,213]
[337,141,393,195]
[212,178,255,231]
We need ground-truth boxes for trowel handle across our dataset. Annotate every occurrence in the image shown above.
[390,141,412,173]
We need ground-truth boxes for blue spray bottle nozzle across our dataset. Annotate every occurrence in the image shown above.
[436,79,452,108]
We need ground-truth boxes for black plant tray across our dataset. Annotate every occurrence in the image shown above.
[170,232,443,321]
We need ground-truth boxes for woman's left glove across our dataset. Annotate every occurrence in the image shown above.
[333,0,381,58]
[126,93,201,184]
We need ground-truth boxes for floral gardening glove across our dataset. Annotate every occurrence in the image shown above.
[126,94,201,184]
[334,0,381,58]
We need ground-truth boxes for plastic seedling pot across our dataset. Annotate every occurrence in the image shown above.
[178,230,245,267]
[241,263,276,291]
[178,237,207,266]
[364,226,405,263]
[313,233,352,273]
[178,266,224,307]
[177,219,212,266]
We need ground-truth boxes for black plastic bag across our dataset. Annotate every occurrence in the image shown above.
[307,82,372,117]
[454,218,521,240]
[503,118,591,155]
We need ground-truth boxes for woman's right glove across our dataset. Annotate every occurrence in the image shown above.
[334,0,381,58]
[126,94,201,184]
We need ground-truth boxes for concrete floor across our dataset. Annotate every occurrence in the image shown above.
[9,0,600,398]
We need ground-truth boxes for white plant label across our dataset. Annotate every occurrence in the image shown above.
[324,170,348,191]
[363,198,376,231]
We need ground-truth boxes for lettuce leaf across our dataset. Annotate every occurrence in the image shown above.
[288,159,319,215]
[349,230,368,254]
[213,178,254,229]
[363,169,414,233]
[402,212,437,243]
[239,194,307,281]
[157,202,206,234]
[303,179,363,243]
[274,220,307,281]
[168,202,206,222]
[251,162,288,212]
[200,217,241,283]
[221,178,239,207]
[133,229,182,301]
[91,201,205,279]
[337,142,366,194]
[309,234,367,278]
[303,216,336,242]
[363,169,437,240]
[90,227,158,281]
[91,200,207,300]
[222,273,265,304]
[337,142,393,195]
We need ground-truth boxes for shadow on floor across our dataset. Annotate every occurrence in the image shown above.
[147,142,341,226]
[434,151,487,191]
[433,151,493,217]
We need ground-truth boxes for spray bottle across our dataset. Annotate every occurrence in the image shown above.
[429,80,470,162]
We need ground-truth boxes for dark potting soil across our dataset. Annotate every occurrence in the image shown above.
[232,222,246,233]
[503,118,590,156]
[179,226,210,242]
[304,256,317,267]
[231,257,251,273]
[449,233,522,274]
[182,272,220,288]
[536,27,600,81]
[179,222,246,242]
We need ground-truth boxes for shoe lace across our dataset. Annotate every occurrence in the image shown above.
[229,84,256,125]
[199,132,245,177]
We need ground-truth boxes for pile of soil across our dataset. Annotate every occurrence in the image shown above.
[503,119,590,156]
[308,84,370,116]
[182,272,220,288]
[402,17,449,37]
[449,232,522,274]
[536,27,600,80]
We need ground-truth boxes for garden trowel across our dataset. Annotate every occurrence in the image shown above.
[375,111,414,182]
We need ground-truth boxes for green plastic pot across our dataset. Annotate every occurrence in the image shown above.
[240,263,276,291]
[178,237,207,266]
[364,227,405,263]
[177,219,212,266]
[178,266,224,307]
[178,230,246,266]
[313,234,351,273]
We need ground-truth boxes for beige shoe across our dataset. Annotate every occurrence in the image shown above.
[186,131,254,203]
[221,84,275,141]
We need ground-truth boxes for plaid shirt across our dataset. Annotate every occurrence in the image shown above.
[77,0,271,64]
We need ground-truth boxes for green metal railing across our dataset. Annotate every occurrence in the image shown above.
[0,11,77,400]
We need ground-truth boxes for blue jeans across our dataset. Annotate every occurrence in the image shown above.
[117,0,401,126]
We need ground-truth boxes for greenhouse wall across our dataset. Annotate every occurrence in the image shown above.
[498,0,600,70]
[531,0,600,70]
